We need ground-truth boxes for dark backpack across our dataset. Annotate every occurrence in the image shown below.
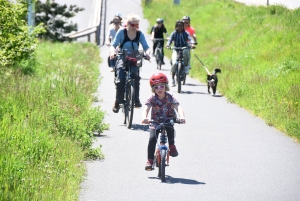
[120,29,141,50]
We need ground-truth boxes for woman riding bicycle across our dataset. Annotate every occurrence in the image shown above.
[142,73,186,170]
[110,13,150,113]
[150,18,168,65]
[166,20,195,86]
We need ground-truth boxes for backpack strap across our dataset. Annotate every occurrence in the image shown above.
[120,29,141,50]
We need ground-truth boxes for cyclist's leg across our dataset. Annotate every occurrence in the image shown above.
[166,125,178,157]
[131,66,141,106]
[171,51,178,86]
[161,40,165,64]
[114,60,126,105]
[153,40,158,56]
[147,126,159,160]
[146,126,159,169]
[183,49,190,74]
[110,58,116,71]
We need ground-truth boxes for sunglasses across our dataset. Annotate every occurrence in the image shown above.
[129,22,139,28]
[153,85,165,90]
[114,21,120,24]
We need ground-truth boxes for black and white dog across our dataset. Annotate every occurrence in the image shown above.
[207,68,221,95]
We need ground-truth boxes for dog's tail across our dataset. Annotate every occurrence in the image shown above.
[213,68,221,75]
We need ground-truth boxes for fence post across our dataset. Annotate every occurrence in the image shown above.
[96,26,100,45]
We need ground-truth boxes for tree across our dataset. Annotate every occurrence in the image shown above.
[35,0,84,42]
[0,0,44,67]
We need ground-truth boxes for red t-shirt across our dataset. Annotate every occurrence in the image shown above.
[185,26,195,36]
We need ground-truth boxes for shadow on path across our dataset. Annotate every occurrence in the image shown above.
[183,83,206,87]
[148,176,206,185]
[130,124,149,132]
[180,91,206,95]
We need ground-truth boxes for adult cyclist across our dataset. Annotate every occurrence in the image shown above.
[150,18,168,65]
[110,13,151,113]
[182,15,197,74]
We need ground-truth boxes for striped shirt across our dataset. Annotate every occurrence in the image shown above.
[166,30,193,47]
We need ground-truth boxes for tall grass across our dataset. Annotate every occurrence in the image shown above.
[143,0,300,141]
[0,42,108,200]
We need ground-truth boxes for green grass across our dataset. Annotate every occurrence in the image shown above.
[0,42,108,200]
[143,0,300,141]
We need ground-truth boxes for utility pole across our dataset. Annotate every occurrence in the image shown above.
[28,0,35,32]
[173,0,180,4]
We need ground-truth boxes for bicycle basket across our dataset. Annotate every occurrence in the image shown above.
[122,49,144,67]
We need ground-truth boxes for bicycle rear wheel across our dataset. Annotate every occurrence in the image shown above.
[125,80,135,129]
[177,63,182,93]
[160,149,167,182]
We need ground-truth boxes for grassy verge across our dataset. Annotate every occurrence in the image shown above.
[143,0,300,141]
[0,42,108,200]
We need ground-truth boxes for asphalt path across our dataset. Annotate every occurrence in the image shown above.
[76,0,300,200]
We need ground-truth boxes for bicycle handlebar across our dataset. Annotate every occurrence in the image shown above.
[150,118,185,125]
[165,46,195,50]
[153,38,167,41]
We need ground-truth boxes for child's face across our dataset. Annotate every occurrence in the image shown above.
[176,23,184,32]
[153,83,166,98]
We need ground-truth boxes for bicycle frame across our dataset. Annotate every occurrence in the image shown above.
[118,49,144,128]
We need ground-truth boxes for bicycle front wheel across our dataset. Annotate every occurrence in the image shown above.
[125,80,135,129]
[160,149,167,182]
[177,63,182,93]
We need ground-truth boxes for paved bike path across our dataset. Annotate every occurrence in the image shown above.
[79,0,300,200]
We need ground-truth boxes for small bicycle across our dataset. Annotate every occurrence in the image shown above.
[148,118,183,182]
[118,49,144,129]
[153,38,165,70]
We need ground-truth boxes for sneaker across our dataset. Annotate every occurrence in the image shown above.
[169,145,178,157]
[135,101,142,108]
[172,79,176,87]
[110,68,115,72]
[112,101,120,113]
[145,159,154,170]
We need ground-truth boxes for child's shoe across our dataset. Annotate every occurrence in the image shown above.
[145,159,154,170]
[169,145,178,157]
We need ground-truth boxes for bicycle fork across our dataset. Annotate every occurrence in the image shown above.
[155,133,170,167]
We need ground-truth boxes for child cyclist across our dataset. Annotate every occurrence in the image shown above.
[142,73,186,170]
[166,20,195,86]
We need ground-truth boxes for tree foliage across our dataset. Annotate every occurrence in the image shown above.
[0,0,44,67]
[35,0,84,41]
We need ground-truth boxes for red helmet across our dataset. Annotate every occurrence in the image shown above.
[149,73,168,87]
